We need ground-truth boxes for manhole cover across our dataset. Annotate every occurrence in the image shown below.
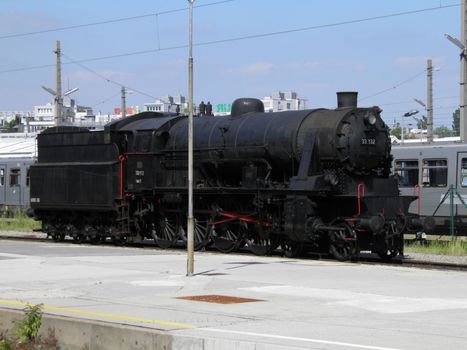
[176,294,263,304]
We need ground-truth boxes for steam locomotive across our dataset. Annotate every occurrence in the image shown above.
[29,92,430,260]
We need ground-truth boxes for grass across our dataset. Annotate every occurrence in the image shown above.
[0,210,41,232]
[405,239,467,256]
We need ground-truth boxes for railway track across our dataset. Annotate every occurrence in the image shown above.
[2,232,467,272]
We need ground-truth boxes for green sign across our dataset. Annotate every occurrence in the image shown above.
[216,103,231,113]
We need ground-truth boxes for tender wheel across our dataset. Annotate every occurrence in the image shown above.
[329,221,357,261]
[153,213,180,249]
[282,239,304,258]
[377,249,398,260]
[212,220,246,253]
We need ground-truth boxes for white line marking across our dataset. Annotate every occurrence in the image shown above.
[200,328,405,350]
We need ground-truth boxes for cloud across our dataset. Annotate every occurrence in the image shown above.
[0,12,59,33]
[228,62,276,75]
[395,56,444,68]
[285,60,366,72]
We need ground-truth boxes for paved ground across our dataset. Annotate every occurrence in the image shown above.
[1,239,467,349]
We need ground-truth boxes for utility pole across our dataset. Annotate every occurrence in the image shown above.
[187,0,195,276]
[427,59,434,143]
[445,3,467,141]
[462,0,467,141]
[54,40,63,126]
[121,86,126,118]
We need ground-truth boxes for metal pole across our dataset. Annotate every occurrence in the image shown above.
[54,40,62,126]
[461,0,467,142]
[427,59,434,143]
[187,0,195,276]
[401,117,405,144]
[450,185,455,239]
[121,86,126,118]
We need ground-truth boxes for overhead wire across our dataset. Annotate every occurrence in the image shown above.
[0,2,460,75]
[61,53,157,99]
[0,0,236,40]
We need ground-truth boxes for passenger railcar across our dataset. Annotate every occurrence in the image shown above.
[0,158,33,214]
[392,142,467,235]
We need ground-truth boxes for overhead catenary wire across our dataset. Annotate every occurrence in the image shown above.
[0,3,460,75]
[61,53,157,100]
[0,0,236,40]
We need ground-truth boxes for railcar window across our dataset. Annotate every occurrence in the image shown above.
[461,159,467,187]
[26,168,30,187]
[9,168,20,187]
[394,160,419,187]
[422,159,447,187]
[0,169,4,186]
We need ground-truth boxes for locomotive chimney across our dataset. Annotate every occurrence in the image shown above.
[337,91,358,108]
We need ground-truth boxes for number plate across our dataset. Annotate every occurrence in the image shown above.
[361,138,376,146]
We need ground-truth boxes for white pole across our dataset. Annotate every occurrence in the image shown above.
[401,117,405,145]
[461,0,467,141]
[427,59,434,143]
[187,0,195,276]
[54,40,62,126]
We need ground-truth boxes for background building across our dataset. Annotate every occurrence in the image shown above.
[261,91,307,112]
[144,95,187,113]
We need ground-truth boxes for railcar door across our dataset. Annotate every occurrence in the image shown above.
[0,164,5,209]
[456,152,467,219]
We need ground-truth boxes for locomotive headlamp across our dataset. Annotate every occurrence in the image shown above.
[364,113,377,125]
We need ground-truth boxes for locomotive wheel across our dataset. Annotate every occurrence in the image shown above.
[246,223,278,256]
[282,239,304,258]
[180,199,213,251]
[212,221,246,253]
[329,221,357,261]
[153,214,180,249]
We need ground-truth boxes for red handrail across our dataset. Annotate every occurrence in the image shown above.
[118,155,126,199]
[413,184,421,215]
[357,183,365,216]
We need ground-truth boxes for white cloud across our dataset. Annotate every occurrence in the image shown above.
[228,62,276,75]
[395,56,444,68]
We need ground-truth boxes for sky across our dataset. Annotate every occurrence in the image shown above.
[0,0,463,128]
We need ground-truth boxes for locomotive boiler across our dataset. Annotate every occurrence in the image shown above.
[29,92,428,260]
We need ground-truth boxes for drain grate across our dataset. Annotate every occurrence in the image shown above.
[176,294,263,304]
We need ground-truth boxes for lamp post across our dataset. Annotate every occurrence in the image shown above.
[187,0,195,276]
[445,0,467,141]
[401,110,419,144]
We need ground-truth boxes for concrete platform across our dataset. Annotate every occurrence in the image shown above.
[0,239,467,349]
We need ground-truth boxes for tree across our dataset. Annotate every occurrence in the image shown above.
[3,119,17,132]
[390,125,401,139]
[434,125,453,138]
[415,115,427,129]
[452,108,460,136]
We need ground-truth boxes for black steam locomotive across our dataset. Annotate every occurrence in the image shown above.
[29,92,429,260]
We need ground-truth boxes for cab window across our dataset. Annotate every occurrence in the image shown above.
[422,159,447,187]
[394,160,418,187]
